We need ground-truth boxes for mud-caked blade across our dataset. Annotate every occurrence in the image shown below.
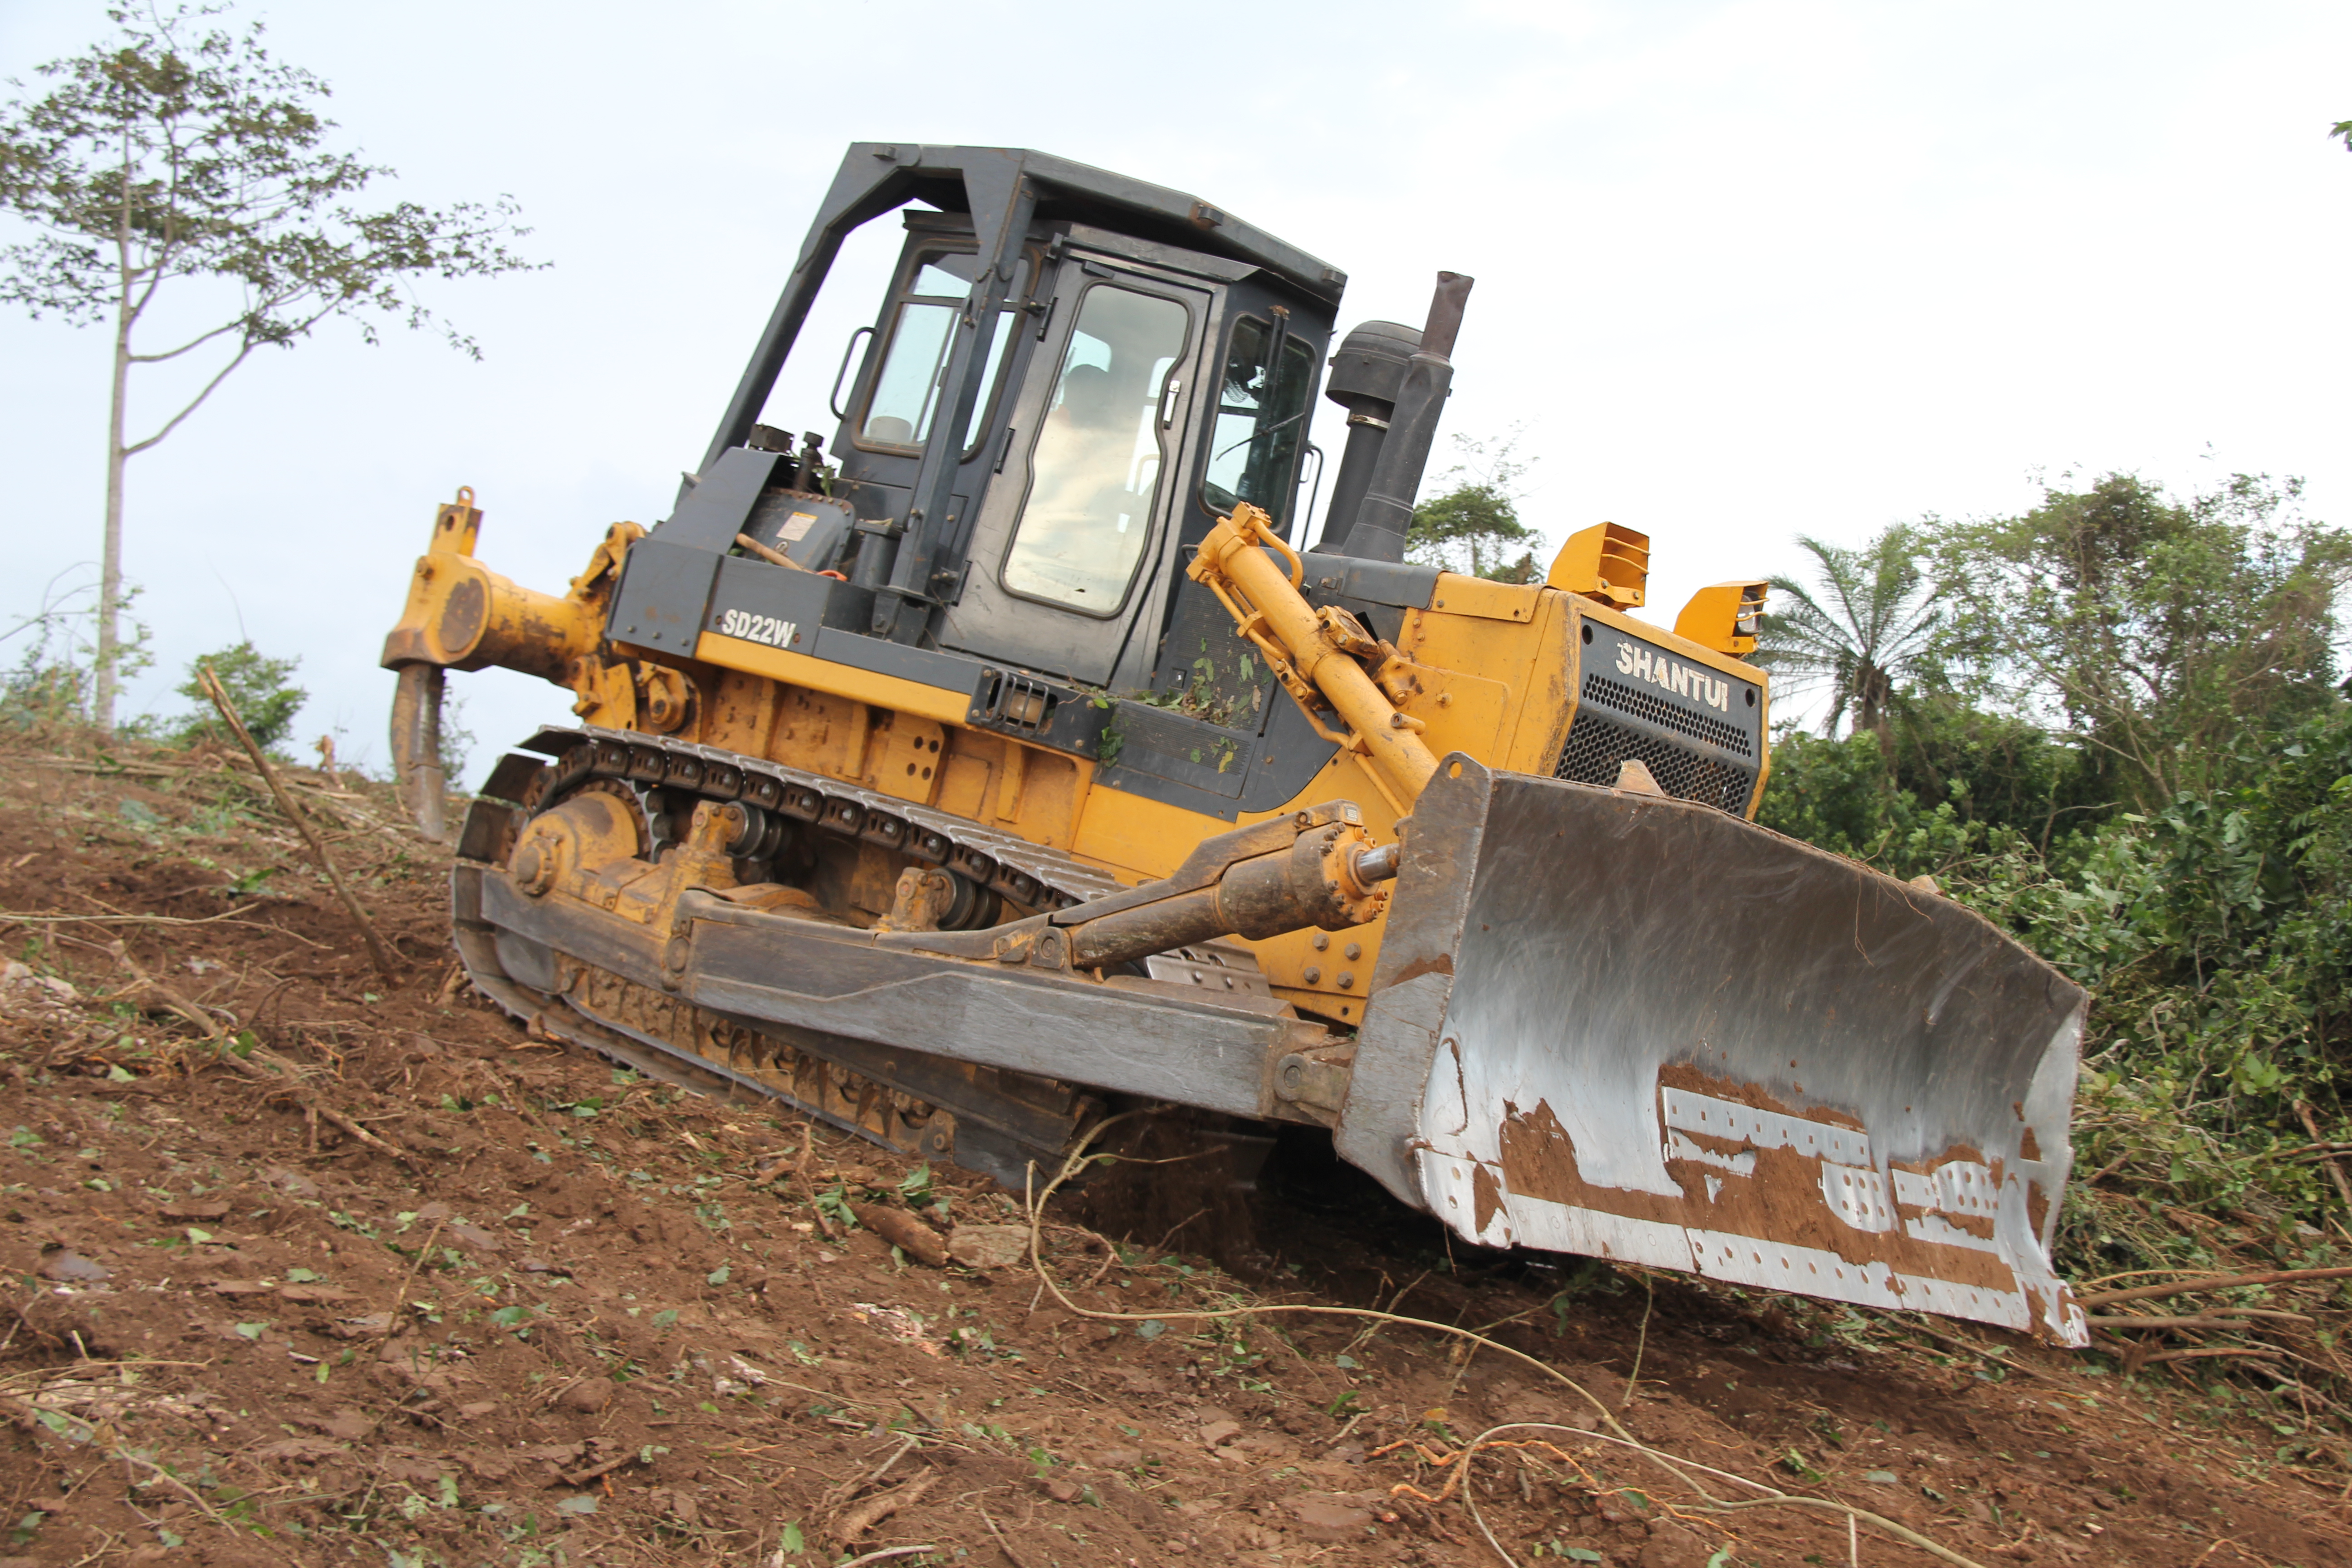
[1340,757,2088,1345]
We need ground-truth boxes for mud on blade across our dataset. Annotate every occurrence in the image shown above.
[1340,758,2089,1346]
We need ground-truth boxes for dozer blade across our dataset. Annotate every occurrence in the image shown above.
[1339,757,2089,1346]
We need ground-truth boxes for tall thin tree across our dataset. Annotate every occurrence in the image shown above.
[0,4,537,730]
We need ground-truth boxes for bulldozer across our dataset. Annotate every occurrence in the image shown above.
[381,143,2090,1344]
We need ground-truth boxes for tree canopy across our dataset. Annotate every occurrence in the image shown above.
[1406,431,1542,581]
[1925,473,2350,810]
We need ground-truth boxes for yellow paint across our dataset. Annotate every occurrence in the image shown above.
[1426,572,1543,622]
[1673,580,1770,657]
[937,752,993,820]
[1497,593,1578,774]
[868,711,946,804]
[1546,522,1650,608]
[1187,505,1440,812]
[1068,785,1220,884]
[995,741,1028,823]
[690,632,974,726]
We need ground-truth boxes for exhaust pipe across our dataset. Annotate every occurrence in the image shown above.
[1318,272,1472,563]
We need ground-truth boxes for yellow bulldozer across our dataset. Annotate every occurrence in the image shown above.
[382,143,2089,1344]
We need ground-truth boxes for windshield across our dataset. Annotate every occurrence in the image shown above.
[1201,313,1315,529]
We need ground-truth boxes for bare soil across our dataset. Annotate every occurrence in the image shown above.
[0,730,2347,1568]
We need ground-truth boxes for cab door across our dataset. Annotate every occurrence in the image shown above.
[937,256,1211,686]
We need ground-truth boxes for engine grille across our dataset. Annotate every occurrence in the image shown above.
[1578,673,1754,758]
[1555,709,1756,814]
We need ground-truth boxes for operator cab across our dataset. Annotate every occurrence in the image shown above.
[667,147,1340,706]
[819,210,1324,693]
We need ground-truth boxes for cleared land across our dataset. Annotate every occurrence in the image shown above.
[0,731,2345,1567]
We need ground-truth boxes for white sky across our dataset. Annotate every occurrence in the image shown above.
[4,0,2348,781]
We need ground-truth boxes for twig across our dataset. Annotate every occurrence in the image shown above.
[109,1443,300,1564]
[2133,1347,2286,1368]
[1893,1319,2053,1382]
[835,1548,938,1568]
[198,662,397,980]
[826,1432,919,1510]
[2082,1267,2352,1309]
[202,1044,421,1169]
[104,943,228,1041]
[2088,1313,2311,1333]
[1623,1269,1655,1406]
[0,904,263,927]
[1450,1420,1987,1568]
[1152,1207,1209,1254]
[977,1502,1032,1568]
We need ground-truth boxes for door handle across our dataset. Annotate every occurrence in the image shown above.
[1160,377,1182,428]
[829,325,875,420]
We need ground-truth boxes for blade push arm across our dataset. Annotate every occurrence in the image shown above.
[1186,503,1439,814]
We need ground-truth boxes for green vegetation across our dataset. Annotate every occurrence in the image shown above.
[0,628,312,760]
[163,642,307,751]
[1407,431,1543,582]
[1754,472,2352,1256]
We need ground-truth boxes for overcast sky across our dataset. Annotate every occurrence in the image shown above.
[4,0,2348,782]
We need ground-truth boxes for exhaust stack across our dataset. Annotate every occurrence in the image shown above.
[1316,271,1472,562]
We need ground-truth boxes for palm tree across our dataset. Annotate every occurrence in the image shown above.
[1755,526,1940,739]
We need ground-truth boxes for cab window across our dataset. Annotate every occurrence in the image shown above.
[1201,314,1315,529]
[858,250,1030,453]
[1000,284,1190,614]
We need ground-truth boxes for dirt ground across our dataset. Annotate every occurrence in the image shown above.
[2,731,2350,1568]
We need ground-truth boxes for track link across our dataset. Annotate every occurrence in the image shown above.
[455,726,1268,1181]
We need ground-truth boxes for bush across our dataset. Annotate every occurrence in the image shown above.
[164,642,307,751]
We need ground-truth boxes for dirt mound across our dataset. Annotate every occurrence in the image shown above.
[0,730,2346,1567]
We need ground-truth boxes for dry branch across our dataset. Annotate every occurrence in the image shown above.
[2135,1347,2287,1367]
[198,663,397,980]
[2088,1313,2310,1333]
[2080,1267,2352,1309]
[833,1468,936,1545]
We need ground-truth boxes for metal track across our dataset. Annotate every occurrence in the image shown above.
[516,724,1121,903]
[456,725,1271,1180]
[495,725,1272,994]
